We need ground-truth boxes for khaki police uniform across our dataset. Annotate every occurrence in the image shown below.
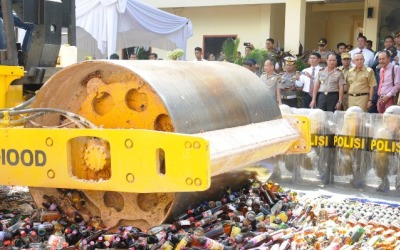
[278,72,298,107]
[266,50,278,62]
[346,66,376,111]
[260,72,280,102]
[314,49,334,68]
[315,68,345,111]
[338,65,353,110]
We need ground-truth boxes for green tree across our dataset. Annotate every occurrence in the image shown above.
[221,38,241,63]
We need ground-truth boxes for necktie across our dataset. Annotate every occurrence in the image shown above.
[309,67,315,95]
[360,49,363,54]
[378,67,386,95]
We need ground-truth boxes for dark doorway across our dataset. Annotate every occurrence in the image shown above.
[122,47,151,60]
[203,35,237,61]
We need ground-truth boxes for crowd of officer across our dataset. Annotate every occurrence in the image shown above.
[253,35,400,192]
[255,35,400,115]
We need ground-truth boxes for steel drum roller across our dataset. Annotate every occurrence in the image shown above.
[28,60,289,229]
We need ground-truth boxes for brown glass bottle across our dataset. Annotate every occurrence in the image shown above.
[260,189,275,206]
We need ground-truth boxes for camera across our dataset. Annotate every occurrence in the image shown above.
[243,42,251,46]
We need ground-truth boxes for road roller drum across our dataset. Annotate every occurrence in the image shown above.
[1,60,307,229]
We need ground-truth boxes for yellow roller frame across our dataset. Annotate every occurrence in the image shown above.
[283,114,311,154]
[0,128,210,192]
[0,65,25,108]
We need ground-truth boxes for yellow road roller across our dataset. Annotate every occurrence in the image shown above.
[0,60,310,229]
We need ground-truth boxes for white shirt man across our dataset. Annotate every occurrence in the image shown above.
[193,47,206,61]
[296,52,322,108]
[349,36,374,67]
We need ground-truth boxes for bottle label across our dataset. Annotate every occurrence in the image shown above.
[202,210,213,218]
[175,238,188,249]
[230,226,241,240]
[180,220,191,226]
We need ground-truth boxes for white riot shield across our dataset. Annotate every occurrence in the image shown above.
[275,108,336,186]
[271,108,309,183]
[333,108,371,189]
[369,112,400,193]
[302,110,336,185]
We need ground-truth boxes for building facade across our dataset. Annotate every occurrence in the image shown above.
[142,0,400,61]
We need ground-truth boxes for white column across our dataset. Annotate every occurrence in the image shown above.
[363,0,381,51]
[259,4,271,48]
[284,0,306,53]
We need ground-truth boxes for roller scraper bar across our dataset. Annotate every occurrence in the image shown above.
[0,115,309,193]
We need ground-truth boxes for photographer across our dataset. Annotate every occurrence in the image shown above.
[243,42,254,57]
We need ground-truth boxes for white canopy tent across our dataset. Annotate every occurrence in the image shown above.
[75,0,193,59]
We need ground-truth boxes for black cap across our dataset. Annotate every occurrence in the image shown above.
[318,38,327,46]
[243,60,254,66]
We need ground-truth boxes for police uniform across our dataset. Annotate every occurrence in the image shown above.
[338,65,352,111]
[279,71,298,108]
[338,65,352,110]
[337,65,352,79]
[260,72,280,102]
[266,49,278,62]
[346,66,376,111]
[337,52,352,111]
[315,49,335,68]
[314,68,345,112]
[278,57,299,107]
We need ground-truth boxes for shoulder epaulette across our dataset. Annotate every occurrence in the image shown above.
[349,68,355,72]
[366,67,372,72]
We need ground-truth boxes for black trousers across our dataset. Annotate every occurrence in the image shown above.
[282,98,297,108]
[302,91,312,108]
[317,92,339,112]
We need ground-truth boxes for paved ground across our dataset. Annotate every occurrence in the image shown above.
[280,181,400,205]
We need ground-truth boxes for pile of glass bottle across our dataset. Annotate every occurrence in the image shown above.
[0,180,399,250]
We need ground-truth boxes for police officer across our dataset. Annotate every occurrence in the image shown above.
[260,59,281,103]
[338,53,353,110]
[346,53,376,111]
[277,56,300,108]
[314,38,334,68]
[310,54,345,112]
